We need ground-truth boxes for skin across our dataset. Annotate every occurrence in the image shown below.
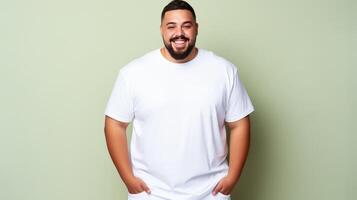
[104,9,251,197]
[212,116,251,196]
[104,117,151,194]
[160,9,198,63]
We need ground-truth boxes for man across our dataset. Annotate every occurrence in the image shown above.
[104,1,254,200]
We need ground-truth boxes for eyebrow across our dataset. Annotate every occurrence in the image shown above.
[165,21,193,26]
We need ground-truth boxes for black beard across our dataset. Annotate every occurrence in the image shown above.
[164,36,196,60]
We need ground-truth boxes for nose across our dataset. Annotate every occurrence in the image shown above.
[175,27,184,36]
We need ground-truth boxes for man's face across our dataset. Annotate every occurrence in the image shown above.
[160,9,198,60]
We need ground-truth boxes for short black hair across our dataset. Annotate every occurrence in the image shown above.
[161,0,196,21]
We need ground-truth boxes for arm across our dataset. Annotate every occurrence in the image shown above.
[226,115,251,183]
[104,116,151,194]
[104,116,134,185]
[212,115,251,195]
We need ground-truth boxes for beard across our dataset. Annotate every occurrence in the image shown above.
[163,35,196,60]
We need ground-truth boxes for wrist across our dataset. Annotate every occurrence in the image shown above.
[123,173,136,185]
[227,171,240,183]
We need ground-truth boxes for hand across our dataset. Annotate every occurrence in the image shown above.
[212,175,236,196]
[126,176,151,195]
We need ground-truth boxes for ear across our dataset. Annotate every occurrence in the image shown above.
[160,23,163,36]
[196,22,199,35]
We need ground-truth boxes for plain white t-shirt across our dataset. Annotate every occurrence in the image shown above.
[105,48,254,200]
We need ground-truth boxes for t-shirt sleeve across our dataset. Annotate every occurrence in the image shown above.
[104,71,134,123]
[225,68,255,122]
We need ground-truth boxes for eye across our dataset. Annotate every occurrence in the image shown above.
[183,24,192,29]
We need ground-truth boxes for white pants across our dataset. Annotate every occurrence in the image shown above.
[128,191,231,200]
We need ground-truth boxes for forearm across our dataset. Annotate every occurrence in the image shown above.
[104,117,134,185]
[227,116,250,183]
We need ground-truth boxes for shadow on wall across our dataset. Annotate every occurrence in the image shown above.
[226,106,272,200]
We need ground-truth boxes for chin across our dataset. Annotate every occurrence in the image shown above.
[173,49,188,54]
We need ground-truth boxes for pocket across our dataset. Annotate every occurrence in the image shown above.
[128,191,148,199]
[216,192,231,199]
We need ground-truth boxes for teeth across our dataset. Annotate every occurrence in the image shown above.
[173,40,186,44]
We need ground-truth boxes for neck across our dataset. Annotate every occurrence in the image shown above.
[160,47,198,64]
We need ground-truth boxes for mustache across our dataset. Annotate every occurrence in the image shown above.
[170,35,189,42]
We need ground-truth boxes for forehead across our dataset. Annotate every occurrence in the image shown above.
[162,9,195,24]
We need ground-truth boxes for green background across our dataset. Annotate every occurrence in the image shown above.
[1,0,356,199]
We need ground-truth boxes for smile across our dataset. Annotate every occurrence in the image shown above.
[172,39,187,48]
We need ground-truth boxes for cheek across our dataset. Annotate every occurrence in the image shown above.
[191,30,198,36]
[164,33,174,40]
[163,35,172,44]
[164,34,171,41]
[185,29,196,38]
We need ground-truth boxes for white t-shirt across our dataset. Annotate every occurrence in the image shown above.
[105,48,254,200]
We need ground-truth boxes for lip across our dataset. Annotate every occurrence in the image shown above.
[172,39,187,49]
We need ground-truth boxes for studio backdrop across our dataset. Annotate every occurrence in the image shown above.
[0,0,355,200]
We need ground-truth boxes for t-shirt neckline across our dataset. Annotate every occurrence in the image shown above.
[157,48,201,68]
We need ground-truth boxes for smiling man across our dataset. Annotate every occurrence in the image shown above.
[161,8,197,62]
[104,1,254,200]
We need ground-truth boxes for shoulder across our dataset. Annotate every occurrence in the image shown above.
[198,48,238,75]
[118,48,159,77]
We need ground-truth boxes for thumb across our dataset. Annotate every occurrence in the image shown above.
[141,182,151,194]
[212,181,222,196]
